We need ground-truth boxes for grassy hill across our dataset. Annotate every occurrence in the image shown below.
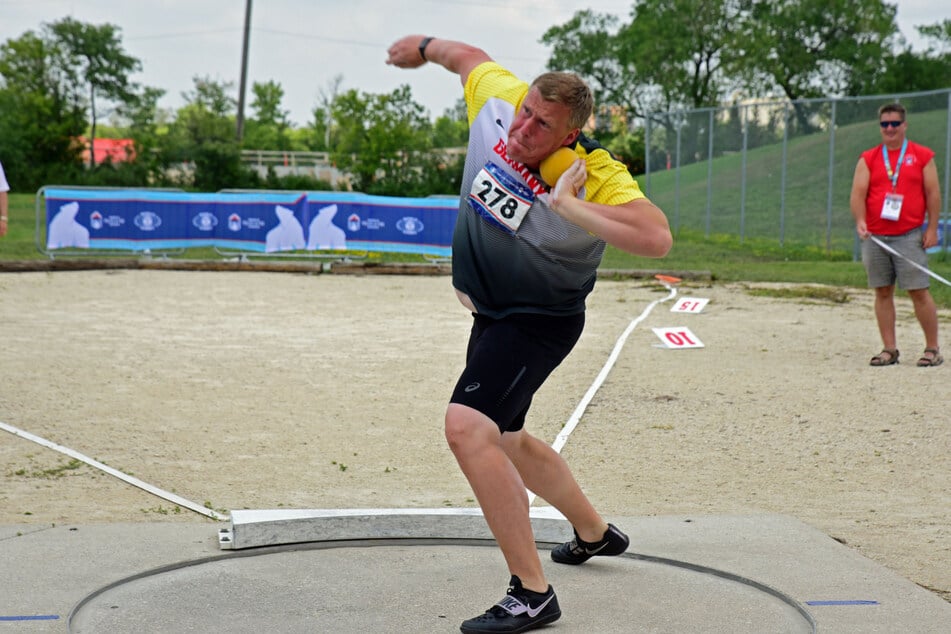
[639,103,949,254]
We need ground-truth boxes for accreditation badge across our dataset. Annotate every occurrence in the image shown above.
[880,193,903,221]
[467,162,534,234]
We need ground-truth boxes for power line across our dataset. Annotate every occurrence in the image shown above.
[125,28,241,41]
[252,27,545,63]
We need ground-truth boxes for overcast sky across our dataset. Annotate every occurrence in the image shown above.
[1,0,948,127]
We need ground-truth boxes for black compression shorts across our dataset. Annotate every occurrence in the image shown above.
[449,311,585,433]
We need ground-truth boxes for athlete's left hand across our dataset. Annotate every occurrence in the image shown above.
[550,158,586,212]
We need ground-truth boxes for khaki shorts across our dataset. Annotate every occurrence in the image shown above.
[861,227,930,290]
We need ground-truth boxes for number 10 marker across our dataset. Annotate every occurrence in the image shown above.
[652,327,705,349]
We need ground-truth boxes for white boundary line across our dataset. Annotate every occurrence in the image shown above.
[870,235,951,287]
[0,420,227,521]
[528,280,679,505]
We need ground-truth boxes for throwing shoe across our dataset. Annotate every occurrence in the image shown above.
[550,523,629,565]
[460,575,561,633]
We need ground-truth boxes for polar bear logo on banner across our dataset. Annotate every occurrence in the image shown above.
[306,204,347,250]
[265,205,305,252]
[47,201,90,249]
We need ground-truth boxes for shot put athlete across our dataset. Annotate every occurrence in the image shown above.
[386,35,672,633]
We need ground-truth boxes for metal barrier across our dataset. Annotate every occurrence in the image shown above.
[239,150,352,190]
[644,88,951,256]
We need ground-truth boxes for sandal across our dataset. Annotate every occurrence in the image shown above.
[870,349,899,366]
[916,347,944,367]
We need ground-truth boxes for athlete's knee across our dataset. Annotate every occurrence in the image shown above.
[445,403,497,455]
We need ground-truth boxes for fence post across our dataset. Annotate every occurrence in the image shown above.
[674,114,682,231]
[705,109,714,238]
[944,91,951,251]
[780,102,789,248]
[740,104,748,243]
[645,116,652,198]
[826,99,837,252]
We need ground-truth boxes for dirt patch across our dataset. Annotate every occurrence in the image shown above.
[0,270,947,601]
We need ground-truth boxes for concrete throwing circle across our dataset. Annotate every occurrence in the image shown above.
[69,540,814,633]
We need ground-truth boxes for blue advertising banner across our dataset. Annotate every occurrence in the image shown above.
[43,189,458,257]
[305,192,457,256]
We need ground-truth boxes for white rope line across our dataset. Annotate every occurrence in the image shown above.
[0,420,227,521]
[870,235,951,287]
[527,279,679,506]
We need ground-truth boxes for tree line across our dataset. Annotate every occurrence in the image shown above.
[1,1,948,195]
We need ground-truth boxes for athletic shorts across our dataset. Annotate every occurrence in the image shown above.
[862,227,930,290]
[449,311,585,433]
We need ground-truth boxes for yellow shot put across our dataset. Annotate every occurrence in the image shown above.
[539,147,582,187]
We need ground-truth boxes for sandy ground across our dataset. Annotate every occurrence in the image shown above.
[0,269,947,602]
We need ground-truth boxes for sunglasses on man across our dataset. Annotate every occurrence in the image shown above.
[879,121,903,128]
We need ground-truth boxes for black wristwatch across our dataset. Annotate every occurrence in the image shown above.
[419,37,434,61]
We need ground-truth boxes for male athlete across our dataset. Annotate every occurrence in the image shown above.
[387,36,672,633]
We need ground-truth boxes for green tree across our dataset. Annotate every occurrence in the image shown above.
[109,86,169,185]
[541,10,631,112]
[0,19,156,188]
[309,74,344,152]
[866,49,951,95]
[542,2,746,173]
[620,0,744,111]
[918,19,951,53]
[330,84,433,194]
[431,98,468,149]
[164,76,254,190]
[736,0,897,129]
[47,17,142,168]
[864,20,951,94]
[0,29,87,187]
[242,80,293,150]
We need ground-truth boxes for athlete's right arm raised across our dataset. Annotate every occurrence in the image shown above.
[386,35,491,86]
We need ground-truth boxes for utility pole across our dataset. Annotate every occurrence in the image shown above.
[236,0,253,141]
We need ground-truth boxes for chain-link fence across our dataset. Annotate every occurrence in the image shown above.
[643,89,951,257]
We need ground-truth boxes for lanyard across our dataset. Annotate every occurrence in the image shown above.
[881,139,907,191]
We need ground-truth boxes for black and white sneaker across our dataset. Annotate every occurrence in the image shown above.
[550,523,629,565]
[460,575,561,633]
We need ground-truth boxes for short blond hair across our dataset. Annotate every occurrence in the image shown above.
[530,72,593,131]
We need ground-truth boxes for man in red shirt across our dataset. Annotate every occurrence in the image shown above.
[849,103,943,367]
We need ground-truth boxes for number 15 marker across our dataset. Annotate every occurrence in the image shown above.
[670,297,709,313]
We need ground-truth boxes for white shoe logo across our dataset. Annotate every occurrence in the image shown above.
[498,593,554,618]
[525,595,554,618]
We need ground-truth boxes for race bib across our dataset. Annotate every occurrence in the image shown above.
[467,162,534,234]
[880,193,903,221]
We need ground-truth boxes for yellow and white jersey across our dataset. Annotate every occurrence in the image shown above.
[452,62,645,318]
